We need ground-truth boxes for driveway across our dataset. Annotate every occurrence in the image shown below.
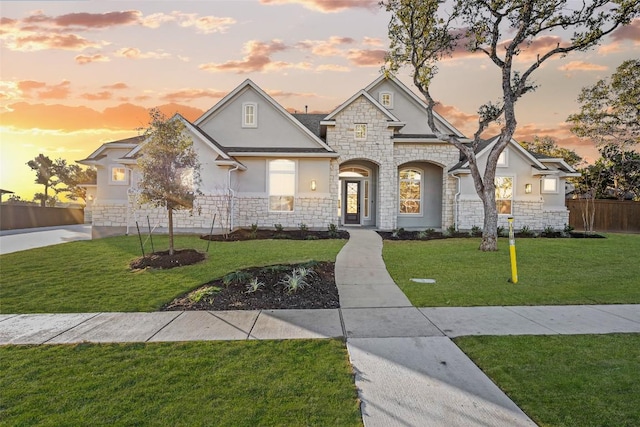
[0,224,92,255]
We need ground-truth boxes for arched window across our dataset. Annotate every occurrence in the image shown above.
[399,168,422,214]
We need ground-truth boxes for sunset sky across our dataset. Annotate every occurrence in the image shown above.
[1,0,638,202]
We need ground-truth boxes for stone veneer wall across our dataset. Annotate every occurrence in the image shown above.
[393,143,460,229]
[457,198,570,231]
[91,190,337,234]
[326,97,397,229]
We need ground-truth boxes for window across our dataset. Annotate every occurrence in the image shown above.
[180,168,195,190]
[354,124,367,140]
[495,176,513,215]
[269,159,295,211]
[399,168,421,214]
[110,166,127,184]
[542,177,558,193]
[380,91,393,109]
[497,149,508,167]
[242,102,257,128]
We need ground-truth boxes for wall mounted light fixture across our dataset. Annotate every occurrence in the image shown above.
[525,183,532,194]
[311,180,317,191]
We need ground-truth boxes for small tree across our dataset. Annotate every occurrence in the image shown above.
[26,154,67,207]
[383,0,638,251]
[568,59,640,150]
[578,144,640,200]
[59,165,97,203]
[137,109,201,255]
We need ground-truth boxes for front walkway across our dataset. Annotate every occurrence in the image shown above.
[1,229,639,426]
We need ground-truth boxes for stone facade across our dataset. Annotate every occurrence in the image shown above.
[457,198,570,231]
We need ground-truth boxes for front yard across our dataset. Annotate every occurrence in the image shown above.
[383,233,640,306]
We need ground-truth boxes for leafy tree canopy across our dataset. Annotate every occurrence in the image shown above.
[568,59,640,149]
[577,144,640,200]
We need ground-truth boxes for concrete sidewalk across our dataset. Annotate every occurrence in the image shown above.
[2,228,639,426]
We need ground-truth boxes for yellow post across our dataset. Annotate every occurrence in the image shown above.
[507,216,518,283]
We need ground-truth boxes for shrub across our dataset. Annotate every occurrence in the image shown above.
[543,225,555,235]
[391,227,405,238]
[274,223,284,232]
[327,223,339,238]
[298,223,309,232]
[305,235,319,240]
[189,286,221,303]
[417,230,428,239]
[497,225,507,237]
[222,271,253,286]
[519,225,535,237]
[249,223,258,239]
[245,278,264,294]
[470,225,482,237]
[444,224,457,237]
[279,267,314,293]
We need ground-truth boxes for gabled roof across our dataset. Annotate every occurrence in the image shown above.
[194,79,335,154]
[77,135,144,165]
[323,89,403,125]
[448,135,579,176]
[364,74,465,138]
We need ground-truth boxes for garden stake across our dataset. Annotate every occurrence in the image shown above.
[135,221,145,258]
[206,214,217,253]
[147,216,155,253]
[508,216,518,283]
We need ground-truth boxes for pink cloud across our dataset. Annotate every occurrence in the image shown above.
[296,36,355,56]
[115,47,171,60]
[558,61,608,72]
[14,80,72,100]
[346,49,386,66]
[80,91,112,101]
[259,0,378,13]
[52,11,141,28]
[611,18,640,42]
[199,39,289,73]
[161,88,228,103]
[75,53,110,65]
[102,83,129,90]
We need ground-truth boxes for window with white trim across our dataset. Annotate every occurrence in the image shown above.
[542,177,559,193]
[495,176,513,215]
[354,123,367,140]
[399,168,422,214]
[497,149,508,167]
[242,102,257,128]
[110,166,127,184]
[379,91,393,109]
[269,159,295,212]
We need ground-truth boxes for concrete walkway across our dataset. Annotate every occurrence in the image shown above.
[1,228,640,426]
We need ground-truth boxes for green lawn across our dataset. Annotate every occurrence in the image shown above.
[383,233,640,306]
[0,339,362,427]
[0,235,346,313]
[456,334,640,427]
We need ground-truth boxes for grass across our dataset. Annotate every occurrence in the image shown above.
[0,235,346,313]
[383,234,640,306]
[0,339,362,426]
[455,334,640,427]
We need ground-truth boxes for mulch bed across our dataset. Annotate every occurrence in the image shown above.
[201,228,350,241]
[130,249,207,270]
[378,230,606,240]
[161,261,339,311]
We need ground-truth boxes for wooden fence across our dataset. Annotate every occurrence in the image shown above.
[567,199,640,233]
[0,205,84,230]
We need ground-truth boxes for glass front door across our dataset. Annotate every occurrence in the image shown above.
[344,180,360,224]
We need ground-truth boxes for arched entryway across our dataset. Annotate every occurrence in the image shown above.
[339,161,378,227]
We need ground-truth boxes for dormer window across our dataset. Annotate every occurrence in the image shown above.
[242,102,257,128]
[109,166,127,185]
[497,149,508,167]
[380,91,394,109]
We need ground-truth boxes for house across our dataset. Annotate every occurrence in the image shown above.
[79,76,579,237]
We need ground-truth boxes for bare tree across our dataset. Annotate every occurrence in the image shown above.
[383,0,638,251]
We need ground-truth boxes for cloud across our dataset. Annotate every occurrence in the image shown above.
[296,36,355,56]
[115,47,171,60]
[160,88,227,103]
[80,91,112,101]
[316,64,350,72]
[75,53,110,65]
[363,37,384,47]
[11,80,71,100]
[346,49,386,66]
[199,39,289,73]
[1,9,236,53]
[102,83,129,90]
[558,61,608,72]
[611,18,640,43]
[0,101,204,132]
[259,0,378,13]
[267,90,319,98]
[512,122,598,163]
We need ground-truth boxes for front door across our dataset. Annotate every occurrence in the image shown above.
[344,180,360,224]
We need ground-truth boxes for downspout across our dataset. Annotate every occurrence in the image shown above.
[125,166,135,236]
[454,175,461,231]
[228,164,240,231]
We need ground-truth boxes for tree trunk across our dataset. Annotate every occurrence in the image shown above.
[168,207,174,256]
[480,191,499,251]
